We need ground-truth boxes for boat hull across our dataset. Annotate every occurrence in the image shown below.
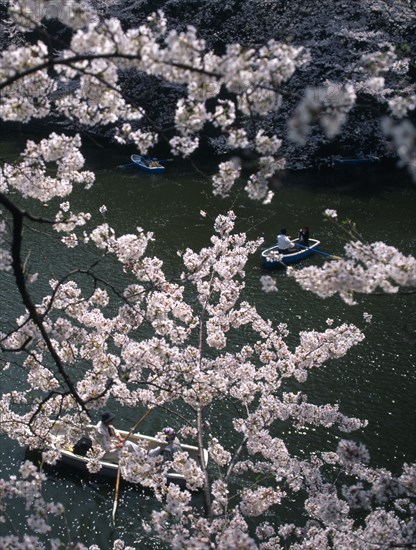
[261,239,321,268]
[32,423,207,489]
[131,154,165,173]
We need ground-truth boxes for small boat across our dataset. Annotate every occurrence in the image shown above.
[261,238,321,268]
[131,154,166,173]
[329,155,379,167]
[42,422,208,489]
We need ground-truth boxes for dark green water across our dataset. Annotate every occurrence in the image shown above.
[1,134,415,547]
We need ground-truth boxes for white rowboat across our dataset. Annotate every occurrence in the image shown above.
[45,422,208,489]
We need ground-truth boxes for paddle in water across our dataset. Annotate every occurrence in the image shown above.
[112,408,154,525]
[296,243,342,260]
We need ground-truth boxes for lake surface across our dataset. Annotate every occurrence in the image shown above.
[1,132,415,547]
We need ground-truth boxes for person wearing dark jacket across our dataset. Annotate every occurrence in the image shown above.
[298,226,310,247]
[161,427,183,461]
[148,427,183,461]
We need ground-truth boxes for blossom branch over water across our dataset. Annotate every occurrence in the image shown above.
[0,1,415,548]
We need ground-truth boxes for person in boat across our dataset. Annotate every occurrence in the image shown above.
[162,427,183,461]
[94,411,138,460]
[298,226,310,247]
[277,229,297,254]
[149,158,161,167]
[149,427,183,461]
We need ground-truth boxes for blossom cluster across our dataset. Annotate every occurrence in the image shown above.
[289,83,357,144]
[0,133,94,202]
[291,240,416,304]
[0,461,66,548]
[0,212,12,271]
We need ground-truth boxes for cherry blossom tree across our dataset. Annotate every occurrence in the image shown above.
[0,1,415,548]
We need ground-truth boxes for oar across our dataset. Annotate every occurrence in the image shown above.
[296,243,342,260]
[112,408,153,525]
[117,156,148,169]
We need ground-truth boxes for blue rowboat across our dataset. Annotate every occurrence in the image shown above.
[261,238,321,268]
[330,155,379,167]
[131,154,166,173]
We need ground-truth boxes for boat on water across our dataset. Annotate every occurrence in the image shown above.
[38,422,208,489]
[261,238,321,268]
[131,154,166,173]
[329,155,379,167]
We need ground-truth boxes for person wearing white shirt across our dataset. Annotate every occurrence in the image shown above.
[277,229,297,253]
[94,411,138,461]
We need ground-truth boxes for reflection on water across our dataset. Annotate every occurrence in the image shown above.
[1,133,415,546]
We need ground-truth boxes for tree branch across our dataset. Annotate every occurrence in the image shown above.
[0,192,90,417]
